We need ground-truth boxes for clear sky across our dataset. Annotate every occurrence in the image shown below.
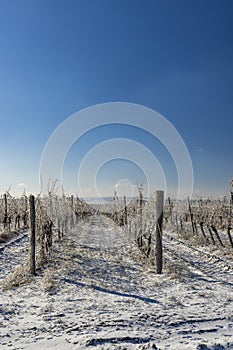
[0,0,232,198]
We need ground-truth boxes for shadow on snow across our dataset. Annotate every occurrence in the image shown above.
[63,278,161,304]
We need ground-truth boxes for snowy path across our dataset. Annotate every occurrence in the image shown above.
[0,216,233,349]
[163,232,233,285]
[0,230,29,280]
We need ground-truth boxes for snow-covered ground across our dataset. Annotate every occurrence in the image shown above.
[0,215,233,349]
[0,229,29,280]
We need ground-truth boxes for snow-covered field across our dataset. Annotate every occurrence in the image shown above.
[0,215,233,349]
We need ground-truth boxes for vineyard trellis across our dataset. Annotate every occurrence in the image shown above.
[163,195,233,249]
[0,191,93,283]
[0,192,28,233]
[100,189,165,273]
[98,187,233,274]
[1,185,233,286]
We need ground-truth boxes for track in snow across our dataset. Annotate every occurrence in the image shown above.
[163,231,233,286]
[0,216,233,349]
[0,229,29,280]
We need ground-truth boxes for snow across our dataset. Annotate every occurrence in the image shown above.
[0,229,29,280]
[0,215,233,349]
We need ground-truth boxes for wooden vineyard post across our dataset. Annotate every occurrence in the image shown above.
[29,195,36,276]
[187,197,195,234]
[137,190,143,249]
[227,225,233,249]
[23,195,28,228]
[3,193,8,229]
[168,197,173,223]
[230,179,233,217]
[124,195,128,226]
[70,195,74,228]
[155,190,164,274]
[175,214,179,234]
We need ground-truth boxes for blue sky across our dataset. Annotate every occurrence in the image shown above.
[0,0,232,198]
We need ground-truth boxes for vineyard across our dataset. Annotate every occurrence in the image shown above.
[0,190,233,349]
[99,190,233,264]
[0,191,93,285]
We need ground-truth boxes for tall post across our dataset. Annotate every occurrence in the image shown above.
[230,179,233,220]
[124,195,128,226]
[168,197,173,223]
[23,195,28,227]
[187,197,195,234]
[138,190,143,248]
[29,195,36,276]
[4,193,8,229]
[155,190,164,274]
[70,195,74,228]
[4,193,7,216]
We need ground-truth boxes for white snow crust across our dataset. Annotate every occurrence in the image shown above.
[0,216,233,349]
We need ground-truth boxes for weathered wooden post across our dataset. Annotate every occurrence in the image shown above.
[175,214,179,234]
[179,216,183,231]
[187,197,195,234]
[155,190,164,274]
[207,224,215,245]
[200,221,208,242]
[211,224,224,247]
[137,190,143,249]
[68,195,73,228]
[29,195,36,275]
[227,225,233,249]
[3,193,8,229]
[168,197,173,223]
[230,179,233,215]
[23,195,28,228]
[124,195,128,226]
